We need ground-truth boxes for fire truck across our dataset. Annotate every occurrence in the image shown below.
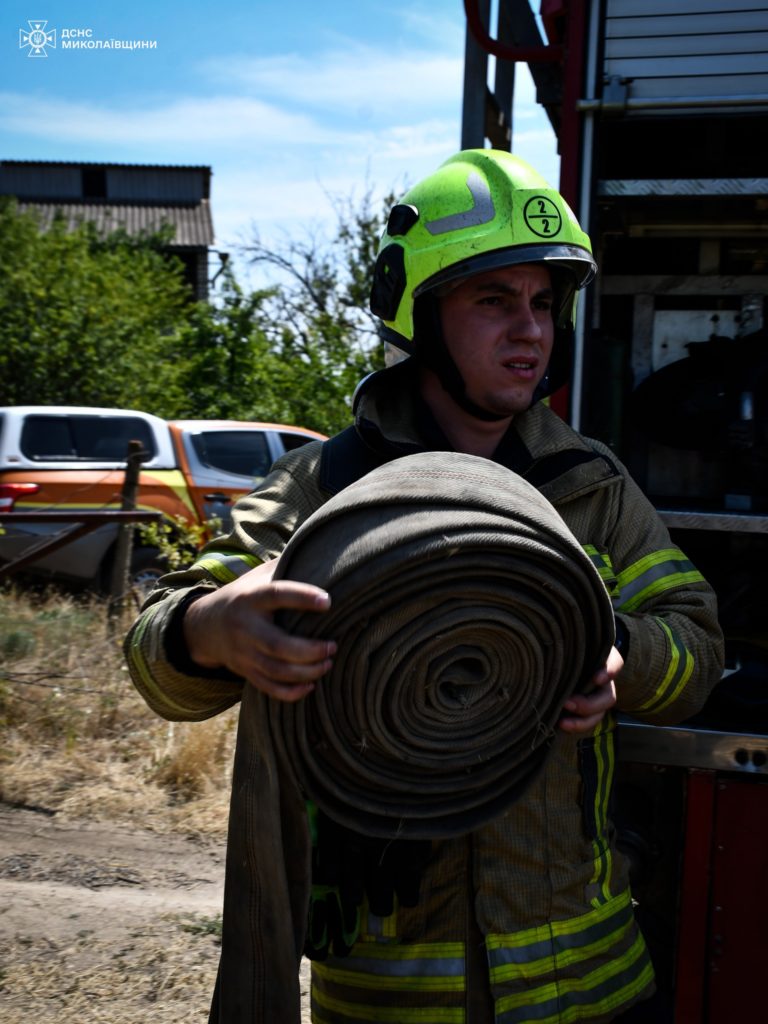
[461,1,768,1020]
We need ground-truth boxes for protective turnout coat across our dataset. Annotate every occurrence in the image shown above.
[125,359,724,1024]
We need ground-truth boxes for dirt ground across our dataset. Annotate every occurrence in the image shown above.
[0,804,311,1022]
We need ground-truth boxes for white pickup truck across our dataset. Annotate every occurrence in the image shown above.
[0,406,325,592]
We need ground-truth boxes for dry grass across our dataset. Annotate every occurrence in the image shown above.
[0,587,318,1023]
[1,921,222,1023]
[0,586,237,836]
[0,586,240,1022]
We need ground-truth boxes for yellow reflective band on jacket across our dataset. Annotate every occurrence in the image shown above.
[493,901,655,1019]
[589,546,699,714]
[193,549,262,583]
[487,888,633,983]
[126,603,198,718]
[615,548,704,612]
[315,942,466,991]
[312,890,651,1024]
[313,993,465,1024]
[494,927,653,1023]
[635,617,694,714]
[582,545,619,600]
[312,943,466,1023]
[582,718,615,906]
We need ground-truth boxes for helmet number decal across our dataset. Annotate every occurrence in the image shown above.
[424,172,495,236]
[523,196,562,238]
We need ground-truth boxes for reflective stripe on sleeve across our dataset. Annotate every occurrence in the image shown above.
[193,549,262,583]
[127,603,206,717]
[615,548,704,612]
[582,545,619,600]
[634,617,694,714]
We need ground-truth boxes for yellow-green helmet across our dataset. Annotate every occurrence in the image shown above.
[370,149,596,348]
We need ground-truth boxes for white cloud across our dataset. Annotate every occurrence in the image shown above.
[202,46,464,119]
[211,118,462,250]
[0,33,466,163]
[0,92,335,149]
[0,19,560,285]
[386,6,466,51]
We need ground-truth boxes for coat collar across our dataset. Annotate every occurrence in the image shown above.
[351,359,618,503]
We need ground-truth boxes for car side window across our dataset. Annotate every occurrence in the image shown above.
[190,430,272,479]
[20,415,156,461]
[20,417,76,459]
[74,417,156,460]
[279,431,314,452]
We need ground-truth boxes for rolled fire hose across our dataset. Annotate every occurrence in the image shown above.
[271,450,615,839]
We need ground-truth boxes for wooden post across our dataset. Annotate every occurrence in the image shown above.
[108,440,148,621]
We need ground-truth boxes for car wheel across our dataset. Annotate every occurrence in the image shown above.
[129,546,168,605]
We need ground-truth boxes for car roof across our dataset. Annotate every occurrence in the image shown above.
[168,419,326,438]
[0,405,167,422]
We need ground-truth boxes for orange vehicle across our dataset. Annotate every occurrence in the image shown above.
[0,406,325,592]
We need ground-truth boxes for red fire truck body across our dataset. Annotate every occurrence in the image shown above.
[462,3,768,1019]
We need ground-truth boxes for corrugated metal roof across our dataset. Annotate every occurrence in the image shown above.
[15,200,215,247]
[1,159,211,199]
[2,159,211,185]
[3,159,211,170]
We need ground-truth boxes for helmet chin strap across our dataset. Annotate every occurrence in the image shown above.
[413,294,538,423]
[438,371,512,423]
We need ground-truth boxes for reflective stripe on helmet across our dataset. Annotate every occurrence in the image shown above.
[424,171,495,236]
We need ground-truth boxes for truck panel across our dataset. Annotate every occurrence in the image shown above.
[460,2,768,1016]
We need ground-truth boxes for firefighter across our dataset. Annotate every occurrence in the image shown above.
[125,149,724,1023]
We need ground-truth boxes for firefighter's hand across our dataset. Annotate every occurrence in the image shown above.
[558,646,622,734]
[182,559,336,702]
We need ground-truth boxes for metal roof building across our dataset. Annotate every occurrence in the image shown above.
[0,160,216,300]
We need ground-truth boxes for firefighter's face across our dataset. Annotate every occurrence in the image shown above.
[438,264,555,418]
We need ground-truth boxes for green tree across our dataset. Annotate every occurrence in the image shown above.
[239,188,393,434]
[164,268,279,420]
[0,186,394,436]
[0,199,191,409]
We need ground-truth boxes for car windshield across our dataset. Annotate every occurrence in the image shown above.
[188,430,272,478]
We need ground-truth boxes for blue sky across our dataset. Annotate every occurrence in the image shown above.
[1,1,560,282]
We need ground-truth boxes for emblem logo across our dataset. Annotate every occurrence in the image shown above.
[523,196,562,238]
[19,20,56,57]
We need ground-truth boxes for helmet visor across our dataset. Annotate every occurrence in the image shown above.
[416,242,596,295]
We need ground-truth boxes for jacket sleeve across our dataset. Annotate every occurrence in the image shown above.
[123,443,327,722]
[598,452,725,725]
